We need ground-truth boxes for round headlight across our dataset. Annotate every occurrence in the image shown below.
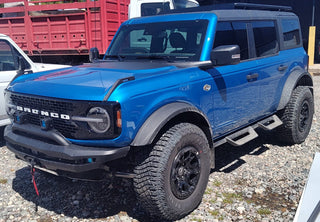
[87,107,110,133]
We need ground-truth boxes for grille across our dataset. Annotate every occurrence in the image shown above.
[8,92,120,140]
[11,94,75,113]
[11,94,79,138]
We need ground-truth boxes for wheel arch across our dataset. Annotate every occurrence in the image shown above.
[131,102,213,148]
[277,70,313,111]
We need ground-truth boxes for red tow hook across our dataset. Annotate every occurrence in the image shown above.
[30,162,39,196]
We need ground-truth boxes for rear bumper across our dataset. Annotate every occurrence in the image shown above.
[4,124,130,179]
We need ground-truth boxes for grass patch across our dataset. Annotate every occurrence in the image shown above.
[209,210,219,216]
[213,180,222,187]
[0,178,8,184]
[205,187,213,195]
[222,192,243,204]
[257,208,271,215]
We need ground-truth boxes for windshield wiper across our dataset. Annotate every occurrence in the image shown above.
[135,55,175,62]
[104,55,126,61]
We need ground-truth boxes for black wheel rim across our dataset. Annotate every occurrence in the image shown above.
[170,146,201,200]
[298,100,310,132]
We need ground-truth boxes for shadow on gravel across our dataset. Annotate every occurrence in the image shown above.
[0,126,5,147]
[213,129,283,173]
[12,168,152,221]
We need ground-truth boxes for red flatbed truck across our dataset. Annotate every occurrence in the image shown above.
[0,0,130,64]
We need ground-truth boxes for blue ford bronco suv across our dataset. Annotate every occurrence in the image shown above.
[4,3,314,221]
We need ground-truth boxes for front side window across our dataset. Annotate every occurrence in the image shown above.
[213,21,249,60]
[0,40,17,71]
[281,19,301,49]
[107,20,208,61]
[252,21,279,57]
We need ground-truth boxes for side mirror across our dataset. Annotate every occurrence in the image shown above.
[17,56,26,75]
[89,47,99,63]
[210,45,240,66]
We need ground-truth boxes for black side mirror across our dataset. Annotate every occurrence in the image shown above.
[89,47,99,63]
[210,45,240,66]
[17,56,26,75]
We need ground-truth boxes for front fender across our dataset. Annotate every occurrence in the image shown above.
[131,102,211,146]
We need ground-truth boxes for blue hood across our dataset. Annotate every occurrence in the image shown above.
[8,61,177,101]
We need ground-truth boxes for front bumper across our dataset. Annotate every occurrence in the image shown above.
[4,123,130,179]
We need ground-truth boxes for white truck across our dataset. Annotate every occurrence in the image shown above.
[0,34,69,127]
[128,0,199,18]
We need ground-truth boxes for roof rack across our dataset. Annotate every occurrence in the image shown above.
[233,3,292,12]
[158,3,292,15]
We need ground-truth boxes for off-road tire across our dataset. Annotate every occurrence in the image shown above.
[133,123,211,221]
[277,86,314,144]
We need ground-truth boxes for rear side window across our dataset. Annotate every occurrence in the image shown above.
[141,3,170,17]
[252,21,279,57]
[214,21,249,60]
[281,19,301,49]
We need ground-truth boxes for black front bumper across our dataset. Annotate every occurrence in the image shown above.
[4,124,130,179]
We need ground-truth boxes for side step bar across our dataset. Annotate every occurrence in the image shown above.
[257,115,282,131]
[213,115,283,147]
[225,126,258,147]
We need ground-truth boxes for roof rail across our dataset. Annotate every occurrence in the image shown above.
[158,3,292,15]
[233,3,292,12]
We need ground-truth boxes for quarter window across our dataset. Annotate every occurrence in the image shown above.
[281,19,301,49]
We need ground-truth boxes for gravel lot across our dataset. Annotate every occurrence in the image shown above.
[0,76,319,222]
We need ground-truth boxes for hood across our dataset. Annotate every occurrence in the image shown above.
[8,61,178,101]
[34,63,71,71]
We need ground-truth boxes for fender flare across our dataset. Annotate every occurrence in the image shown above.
[131,102,212,147]
[277,70,313,111]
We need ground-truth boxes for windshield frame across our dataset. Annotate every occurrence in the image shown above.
[105,19,210,62]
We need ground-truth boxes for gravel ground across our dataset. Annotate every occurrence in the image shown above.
[0,76,319,222]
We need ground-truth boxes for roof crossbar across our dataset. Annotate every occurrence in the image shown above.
[158,3,292,15]
[233,3,292,12]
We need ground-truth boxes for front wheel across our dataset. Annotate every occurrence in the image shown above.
[133,123,211,221]
[277,86,314,144]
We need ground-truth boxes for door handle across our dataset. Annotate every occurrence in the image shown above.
[278,65,288,71]
[246,73,259,81]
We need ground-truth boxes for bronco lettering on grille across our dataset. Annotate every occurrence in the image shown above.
[16,106,70,120]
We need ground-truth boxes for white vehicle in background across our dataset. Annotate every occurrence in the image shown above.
[0,34,69,127]
[128,0,199,18]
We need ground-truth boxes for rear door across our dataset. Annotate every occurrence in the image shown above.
[250,20,283,116]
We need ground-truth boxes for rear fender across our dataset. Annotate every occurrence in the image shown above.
[277,71,313,111]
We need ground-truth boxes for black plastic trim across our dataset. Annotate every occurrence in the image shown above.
[277,70,313,110]
[103,76,135,101]
[131,102,212,146]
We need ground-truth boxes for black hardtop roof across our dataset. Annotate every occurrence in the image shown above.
[160,3,297,20]
[213,9,297,21]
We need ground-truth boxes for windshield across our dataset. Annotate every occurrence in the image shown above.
[107,20,208,61]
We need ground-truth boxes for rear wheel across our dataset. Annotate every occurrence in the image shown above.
[277,86,314,144]
[133,123,211,221]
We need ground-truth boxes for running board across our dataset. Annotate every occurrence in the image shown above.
[213,115,283,147]
[257,115,282,131]
[225,126,258,146]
